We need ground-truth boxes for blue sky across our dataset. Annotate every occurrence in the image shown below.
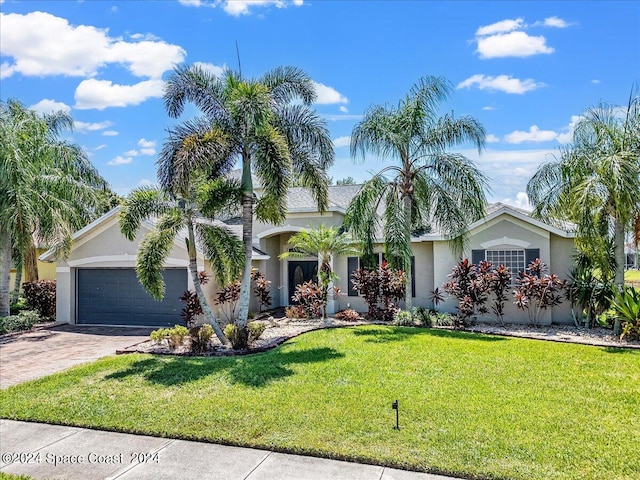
[1,0,638,208]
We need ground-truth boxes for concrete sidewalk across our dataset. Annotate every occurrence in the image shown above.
[0,419,456,480]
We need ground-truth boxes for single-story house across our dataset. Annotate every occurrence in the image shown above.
[41,184,577,327]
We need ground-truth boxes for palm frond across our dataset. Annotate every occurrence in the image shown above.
[119,187,172,241]
[261,65,316,105]
[136,210,184,300]
[195,223,245,285]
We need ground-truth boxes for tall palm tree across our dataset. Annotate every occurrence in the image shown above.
[0,99,107,317]
[119,120,245,344]
[345,77,488,308]
[280,225,361,319]
[527,88,640,289]
[164,65,334,327]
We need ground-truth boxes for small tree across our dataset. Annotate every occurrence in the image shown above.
[513,259,567,326]
[179,271,210,328]
[443,259,489,329]
[251,268,272,313]
[215,281,242,324]
[352,260,406,321]
[280,225,360,320]
[487,264,511,326]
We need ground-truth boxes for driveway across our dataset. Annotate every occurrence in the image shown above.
[0,324,152,388]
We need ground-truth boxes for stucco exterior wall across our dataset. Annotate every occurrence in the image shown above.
[550,234,577,324]
[9,248,57,292]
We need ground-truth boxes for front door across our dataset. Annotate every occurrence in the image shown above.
[288,261,318,304]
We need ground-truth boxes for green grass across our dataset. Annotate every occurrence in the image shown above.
[1,326,638,480]
[625,269,640,285]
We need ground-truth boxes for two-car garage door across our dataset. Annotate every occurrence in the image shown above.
[77,268,187,327]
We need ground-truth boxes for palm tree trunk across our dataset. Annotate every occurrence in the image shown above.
[24,242,39,282]
[403,194,413,311]
[613,216,625,336]
[237,155,253,327]
[0,227,11,317]
[187,219,228,345]
[11,256,22,304]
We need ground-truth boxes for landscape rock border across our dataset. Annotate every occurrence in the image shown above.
[118,316,639,356]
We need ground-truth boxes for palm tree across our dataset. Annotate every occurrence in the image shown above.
[345,77,488,309]
[119,120,245,344]
[0,99,107,317]
[527,88,640,289]
[279,225,361,320]
[164,65,334,327]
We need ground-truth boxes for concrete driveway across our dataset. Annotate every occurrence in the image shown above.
[0,324,152,388]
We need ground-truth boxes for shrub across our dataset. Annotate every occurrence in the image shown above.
[513,259,567,326]
[0,310,41,334]
[251,268,272,312]
[432,312,455,327]
[224,323,249,349]
[9,296,28,315]
[413,306,432,328]
[393,310,415,326]
[285,306,302,319]
[611,286,640,341]
[190,323,214,354]
[290,281,323,319]
[248,321,266,343]
[351,261,405,321]
[215,281,241,322]
[443,259,490,329]
[22,280,56,320]
[179,272,210,328]
[335,309,361,322]
[150,328,169,344]
[487,264,511,326]
[149,325,189,350]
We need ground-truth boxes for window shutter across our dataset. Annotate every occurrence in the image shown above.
[411,256,416,298]
[347,257,359,296]
[525,249,540,276]
[472,249,485,265]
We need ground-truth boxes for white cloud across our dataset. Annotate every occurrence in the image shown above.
[178,0,304,16]
[476,18,524,36]
[124,149,139,157]
[94,144,107,151]
[457,74,544,94]
[138,138,156,148]
[0,11,185,79]
[29,99,71,114]
[194,61,226,77]
[457,147,557,203]
[102,130,119,136]
[502,192,531,210]
[140,148,157,156]
[74,79,164,110]
[591,79,601,84]
[534,16,573,28]
[222,0,304,16]
[74,120,113,133]
[486,134,500,143]
[504,125,558,144]
[482,106,497,111]
[313,81,348,104]
[107,155,132,166]
[556,115,582,144]
[333,136,351,148]
[138,178,154,186]
[476,31,554,58]
[339,106,349,113]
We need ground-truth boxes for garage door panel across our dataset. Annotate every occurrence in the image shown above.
[77,268,187,326]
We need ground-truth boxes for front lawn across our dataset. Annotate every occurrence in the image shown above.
[626,269,640,286]
[1,326,638,480]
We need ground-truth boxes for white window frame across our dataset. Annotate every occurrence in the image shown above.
[485,249,525,285]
